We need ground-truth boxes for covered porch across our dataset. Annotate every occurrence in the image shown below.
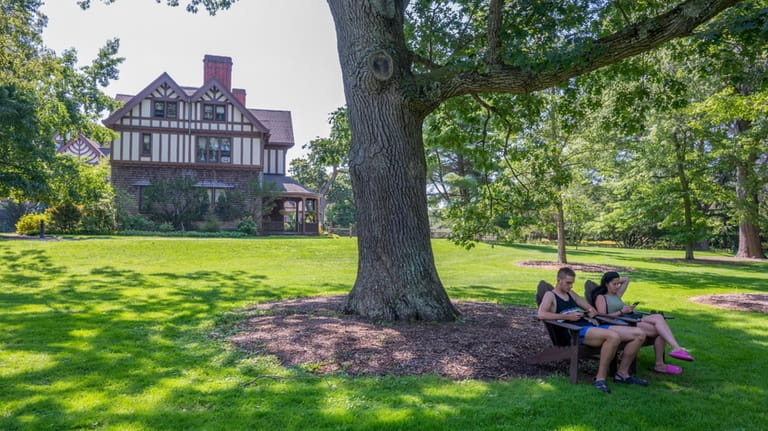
[261,174,320,235]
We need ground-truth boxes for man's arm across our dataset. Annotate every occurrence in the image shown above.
[570,292,598,318]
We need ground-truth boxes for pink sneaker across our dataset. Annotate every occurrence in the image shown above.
[669,349,694,362]
[654,364,683,375]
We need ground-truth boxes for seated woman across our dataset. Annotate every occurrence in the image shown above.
[593,271,694,375]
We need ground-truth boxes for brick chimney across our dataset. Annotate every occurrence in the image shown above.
[203,55,232,91]
[232,88,246,106]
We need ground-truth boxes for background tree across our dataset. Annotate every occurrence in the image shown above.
[289,107,353,228]
[688,1,768,258]
[1,0,122,201]
[84,0,750,321]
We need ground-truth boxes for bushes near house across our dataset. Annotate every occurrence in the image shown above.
[47,202,83,233]
[140,177,209,230]
[215,190,246,221]
[15,213,52,235]
[80,197,118,233]
[237,216,259,235]
[200,215,222,232]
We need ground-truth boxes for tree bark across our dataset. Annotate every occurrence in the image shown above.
[556,195,568,265]
[329,0,459,321]
[735,155,765,259]
[732,120,765,259]
[673,132,696,260]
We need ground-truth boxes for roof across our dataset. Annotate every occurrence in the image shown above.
[262,175,318,198]
[103,74,289,142]
[250,109,295,147]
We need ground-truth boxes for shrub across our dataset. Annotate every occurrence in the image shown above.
[141,177,209,230]
[200,215,222,232]
[215,190,245,221]
[157,222,175,232]
[237,216,259,235]
[1,200,42,232]
[118,214,157,232]
[81,196,118,234]
[15,213,51,235]
[46,202,82,233]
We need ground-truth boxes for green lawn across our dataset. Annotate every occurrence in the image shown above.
[1,237,766,430]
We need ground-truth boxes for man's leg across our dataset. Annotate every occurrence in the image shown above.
[609,326,646,377]
[582,327,621,381]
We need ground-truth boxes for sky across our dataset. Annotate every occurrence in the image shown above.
[40,0,346,164]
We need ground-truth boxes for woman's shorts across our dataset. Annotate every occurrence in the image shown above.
[579,325,611,344]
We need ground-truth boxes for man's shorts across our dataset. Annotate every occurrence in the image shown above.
[579,325,611,344]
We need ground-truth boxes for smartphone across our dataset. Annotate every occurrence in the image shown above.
[631,301,640,306]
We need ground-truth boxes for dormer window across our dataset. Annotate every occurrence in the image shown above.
[203,104,226,121]
[153,101,177,119]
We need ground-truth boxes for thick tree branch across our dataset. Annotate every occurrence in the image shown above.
[422,0,743,102]
[411,51,444,71]
[486,0,504,66]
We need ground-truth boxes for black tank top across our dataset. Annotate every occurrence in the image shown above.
[552,292,591,327]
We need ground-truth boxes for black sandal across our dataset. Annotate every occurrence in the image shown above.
[593,379,611,393]
[614,374,649,386]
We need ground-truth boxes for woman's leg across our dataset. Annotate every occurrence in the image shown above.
[637,321,667,369]
[642,314,683,351]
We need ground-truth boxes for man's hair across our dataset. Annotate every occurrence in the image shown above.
[557,267,576,280]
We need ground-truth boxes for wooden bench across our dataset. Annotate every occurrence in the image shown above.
[528,280,648,383]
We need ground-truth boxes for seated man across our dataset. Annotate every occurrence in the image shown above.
[537,267,648,393]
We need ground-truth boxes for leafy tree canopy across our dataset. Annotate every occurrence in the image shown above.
[0,0,123,200]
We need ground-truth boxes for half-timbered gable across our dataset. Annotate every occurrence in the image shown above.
[104,54,320,234]
[55,133,107,165]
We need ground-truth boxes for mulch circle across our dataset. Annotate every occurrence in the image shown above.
[230,296,561,380]
[690,293,768,314]
[227,289,767,381]
[516,260,633,273]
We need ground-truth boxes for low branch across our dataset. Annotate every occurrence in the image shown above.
[424,0,742,101]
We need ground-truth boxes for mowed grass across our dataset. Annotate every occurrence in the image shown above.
[1,237,766,430]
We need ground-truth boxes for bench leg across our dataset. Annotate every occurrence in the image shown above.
[569,344,579,383]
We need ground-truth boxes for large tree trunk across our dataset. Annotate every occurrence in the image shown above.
[733,120,765,259]
[329,0,459,321]
[672,133,696,260]
[735,160,765,258]
[555,195,567,265]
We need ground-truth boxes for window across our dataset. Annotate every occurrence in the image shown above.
[196,137,232,163]
[141,133,152,157]
[153,101,165,118]
[153,101,177,119]
[166,101,177,118]
[203,104,226,121]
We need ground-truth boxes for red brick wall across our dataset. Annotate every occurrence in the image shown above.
[203,55,232,91]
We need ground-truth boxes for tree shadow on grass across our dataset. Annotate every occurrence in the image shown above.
[2,245,767,430]
[0,247,293,430]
